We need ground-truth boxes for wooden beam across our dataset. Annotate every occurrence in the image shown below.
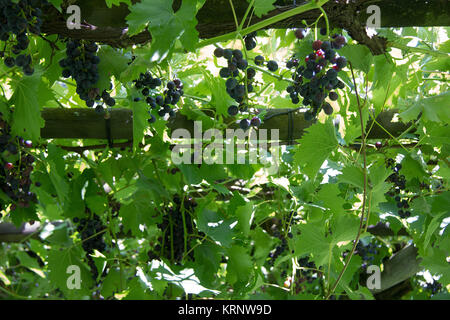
[371,244,423,295]
[40,108,413,141]
[41,0,450,50]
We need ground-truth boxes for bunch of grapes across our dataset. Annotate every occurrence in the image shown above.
[296,257,317,283]
[268,237,288,266]
[385,159,411,218]
[0,111,37,212]
[148,195,197,264]
[425,280,442,295]
[59,40,115,110]
[214,48,268,130]
[252,54,279,74]
[133,72,183,124]
[355,241,379,266]
[214,47,252,104]
[286,30,348,119]
[267,223,293,266]
[73,213,107,254]
[0,0,50,75]
[73,212,107,279]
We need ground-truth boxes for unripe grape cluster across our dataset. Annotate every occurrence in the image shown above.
[0,0,50,75]
[0,111,37,212]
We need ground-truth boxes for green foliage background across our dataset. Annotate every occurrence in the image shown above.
[0,0,449,300]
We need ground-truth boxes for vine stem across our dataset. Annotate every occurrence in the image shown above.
[249,63,296,83]
[388,42,450,58]
[325,61,368,299]
[317,6,330,36]
[196,0,329,48]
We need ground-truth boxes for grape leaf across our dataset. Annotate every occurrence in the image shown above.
[194,243,221,287]
[400,92,450,123]
[338,164,364,189]
[294,121,339,179]
[331,214,360,244]
[48,0,62,11]
[226,245,253,289]
[101,268,126,298]
[46,144,69,205]
[197,209,234,248]
[47,248,94,298]
[126,0,174,36]
[372,55,395,90]
[131,99,149,151]
[126,0,204,61]
[339,45,373,74]
[252,0,276,18]
[201,69,235,117]
[97,47,129,85]
[10,72,47,141]
[251,227,274,266]
[174,0,205,52]
[420,247,450,286]
[317,184,346,215]
[294,222,331,266]
[235,202,253,237]
[105,0,131,8]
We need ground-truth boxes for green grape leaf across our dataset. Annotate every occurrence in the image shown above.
[131,99,149,151]
[331,213,360,244]
[127,0,204,61]
[338,164,364,189]
[48,0,62,11]
[372,54,395,90]
[197,209,235,248]
[317,184,346,215]
[226,245,253,289]
[252,0,276,18]
[400,92,450,123]
[251,227,274,266]
[10,72,47,141]
[420,247,450,286]
[194,243,222,287]
[126,0,174,36]
[201,69,235,117]
[174,0,205,52]
[46,145,69,205]
[97,47,129,84]
[235,201,253,237]
[105,0,131,8]
[47,248,94,297]
[294,121,339,179]
[339,44,373,74]
[294,222,332,266]
[101,268,126,298]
